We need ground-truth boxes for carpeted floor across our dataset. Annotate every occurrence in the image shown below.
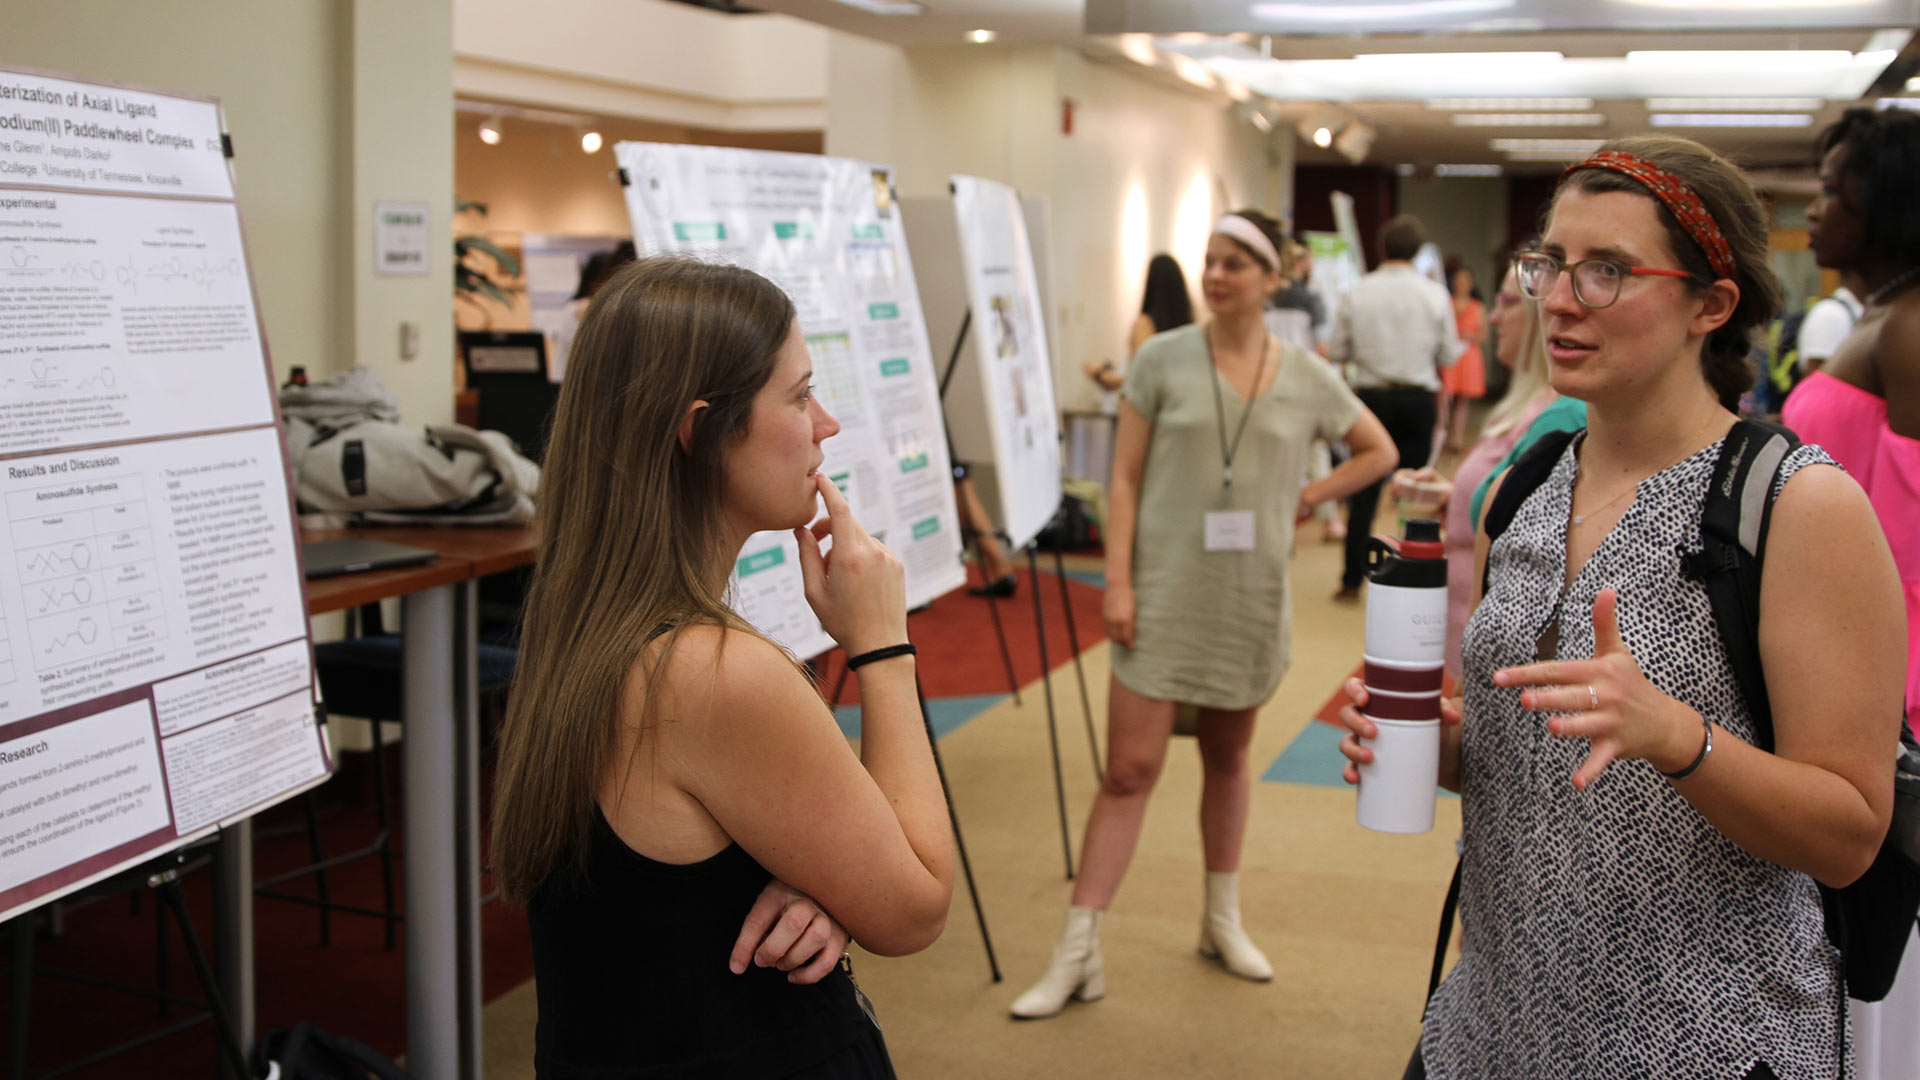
[5,537,1467,1079]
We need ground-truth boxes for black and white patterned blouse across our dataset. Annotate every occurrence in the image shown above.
[1424,433,1847,1080]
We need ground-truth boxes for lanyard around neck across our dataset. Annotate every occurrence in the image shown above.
[1205,326,1268,492]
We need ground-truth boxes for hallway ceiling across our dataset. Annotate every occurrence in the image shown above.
[746,0,1919,173]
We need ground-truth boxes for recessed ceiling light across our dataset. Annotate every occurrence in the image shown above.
[1649,113,1815,127]
[1171,54,1217,88]
[1490,137,1605,153]
[1645,97,1825,111]
[1436,163,1503,177]
[1312,126,1334,148]
[1428,97,1594,110]
[1879,98,1920,110]
[966,28,997,44]
[1451,113,1605,126]
[822,0,923,13]
[1117,34,1157,66]
[1627,50,1856,71]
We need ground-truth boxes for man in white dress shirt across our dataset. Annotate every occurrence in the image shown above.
[1328,213,1460,599]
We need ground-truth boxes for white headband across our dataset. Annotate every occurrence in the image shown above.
[1212,214,1281,272]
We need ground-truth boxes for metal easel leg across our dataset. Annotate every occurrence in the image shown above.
[913,677,1000,982]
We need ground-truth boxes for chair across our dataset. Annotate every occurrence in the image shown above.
[254,603,516,949]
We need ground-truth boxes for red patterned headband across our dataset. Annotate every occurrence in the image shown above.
[1561,151,1737,282]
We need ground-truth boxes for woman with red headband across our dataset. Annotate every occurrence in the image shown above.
[1335,136,1904,1077]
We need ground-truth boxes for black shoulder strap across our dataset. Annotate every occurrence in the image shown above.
[1479,427,1580,596]
[1483,428,1579,545]
[1680,418,1800,750]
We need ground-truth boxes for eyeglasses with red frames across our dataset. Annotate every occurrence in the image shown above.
[1513,250,1695,310]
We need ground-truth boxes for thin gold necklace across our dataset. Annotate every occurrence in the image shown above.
[1571,414,1721,527]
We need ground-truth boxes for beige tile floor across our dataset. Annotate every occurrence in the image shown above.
[482,532,1463,1079]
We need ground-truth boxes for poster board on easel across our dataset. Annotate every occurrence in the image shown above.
[948,175,1062,553]
[0,66,329,924]
[614,142,966,660]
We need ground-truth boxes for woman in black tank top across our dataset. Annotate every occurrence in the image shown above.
[491,258,956,1078]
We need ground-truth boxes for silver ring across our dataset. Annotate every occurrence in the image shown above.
[1587,685,1599,711]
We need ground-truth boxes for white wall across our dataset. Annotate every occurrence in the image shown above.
[352,0,457,425]
[1396,175,1511,299]
[9,0,456,426]
[8,1,348,390]
[1051,51,1288,412]
[454,0,827,131]
[827,41,1288,413]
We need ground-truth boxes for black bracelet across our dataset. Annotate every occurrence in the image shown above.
[846,643,916,671]
[1659,713,1714,781]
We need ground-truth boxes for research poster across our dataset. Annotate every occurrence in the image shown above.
[0,68,326,923]
[948,176,1062,552]
[615,142,966,660]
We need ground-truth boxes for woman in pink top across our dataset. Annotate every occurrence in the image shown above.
[1391,266,1564,681]
[1786,103,1920,733]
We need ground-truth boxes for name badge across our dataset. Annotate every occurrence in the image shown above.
[1204,510,1256,551]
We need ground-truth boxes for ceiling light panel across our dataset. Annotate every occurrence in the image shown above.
[1451,112,1605,126]
[1490,137,1606,152]
[1428,97,1595,109]
[1092,1,1918,34]
[821,0,923,13]
[1435,163,1504,176]
[1649,112,1816,126]
[1644,97,1826,110]
[1185,46,1896,103]
[1626,50,1856,70]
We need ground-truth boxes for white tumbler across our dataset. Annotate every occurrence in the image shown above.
[1356,716,1440,835]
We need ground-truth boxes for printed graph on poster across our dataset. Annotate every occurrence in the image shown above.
[948,176,1062,552]
[613,142,966,659]
[0,66,327,924]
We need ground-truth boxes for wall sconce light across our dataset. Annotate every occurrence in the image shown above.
[581,130,603,153]
[477,116,503,145]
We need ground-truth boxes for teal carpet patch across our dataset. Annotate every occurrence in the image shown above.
[1262,719,1457,798]
[835,692,1008,741]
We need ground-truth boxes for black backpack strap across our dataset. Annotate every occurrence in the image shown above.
[1480,428,1580,596]
[1680,418,1799,749]
[1428,857,1463,1004]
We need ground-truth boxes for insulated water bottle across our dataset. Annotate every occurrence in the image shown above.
[1357,519,1446,834]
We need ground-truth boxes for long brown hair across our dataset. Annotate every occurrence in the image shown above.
[1551,135,1780,410]
[490,256,795,902]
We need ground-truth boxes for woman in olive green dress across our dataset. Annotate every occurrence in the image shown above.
[1012,210,1397,1018]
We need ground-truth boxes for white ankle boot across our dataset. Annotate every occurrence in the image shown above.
[1010,906,1106,1019]
[1198,871,1273,981]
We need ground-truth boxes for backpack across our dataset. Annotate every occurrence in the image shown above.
[1429,419,1920,1004]
[252,1022,410,1080]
